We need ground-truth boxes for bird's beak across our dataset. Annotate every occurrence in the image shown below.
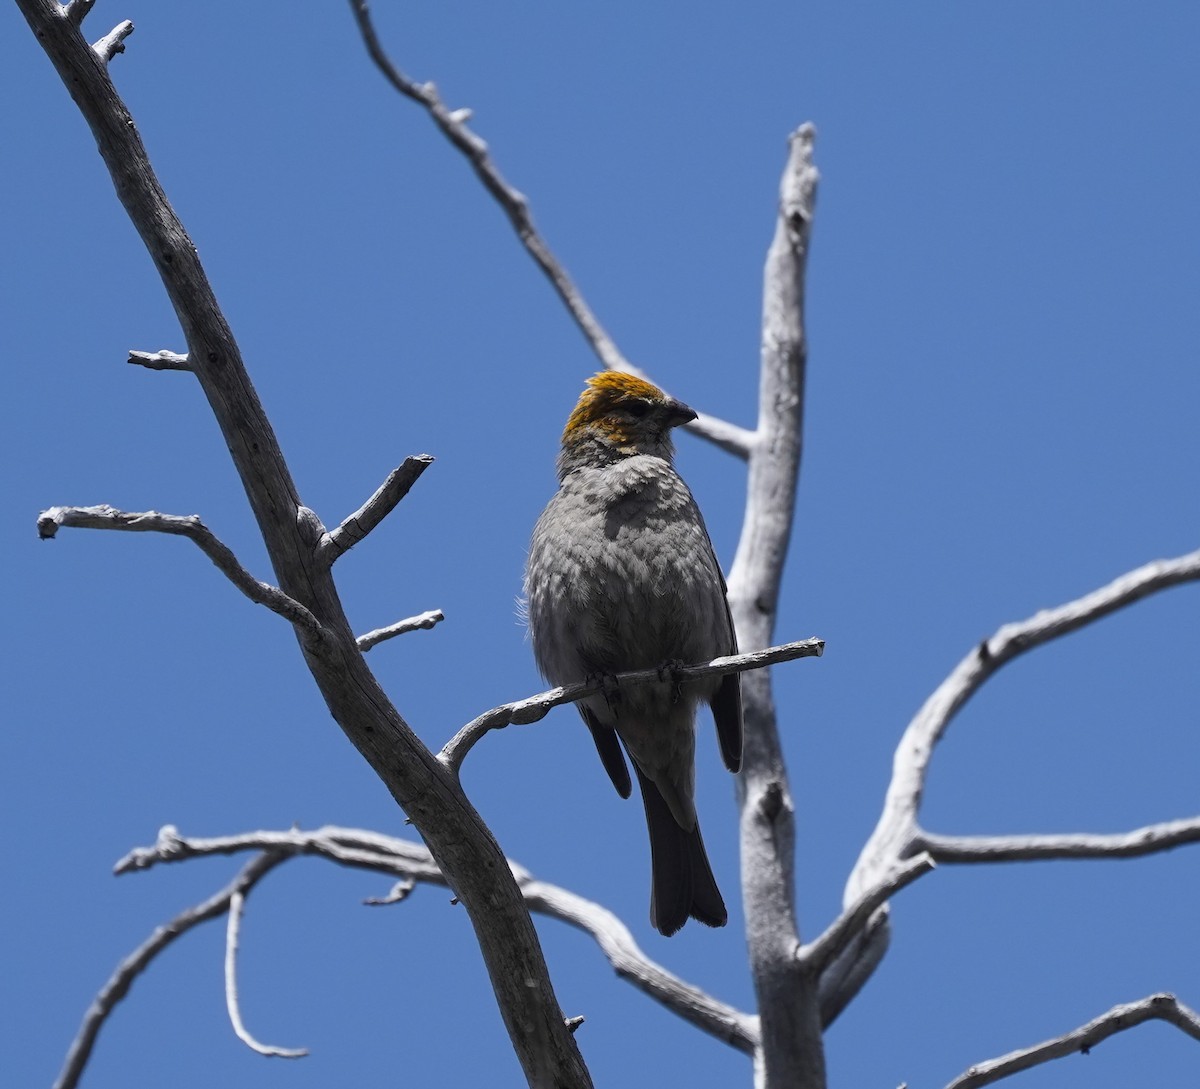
[666,399,698,428]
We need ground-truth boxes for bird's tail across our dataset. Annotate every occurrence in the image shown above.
[633,763,727,935]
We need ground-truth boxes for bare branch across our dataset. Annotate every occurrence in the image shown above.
[91,20,132,63]
[943,992,1200,1089]
[117,825,758,1050]
[363,877,416,906]
[346,2,750,459]
[798,854,934,978]
[318,454,435,564]
[347,0,627,374]
[36,505,324,637]
[439,637,824,774]
[54,852,285,1089]
[723,123,821,1088]
[64,0,94,28]
[225,875,309,1059]
[918,815,1200,863]
[816,910,890,1028]
[850,547,1200,902]
[128,348,191,371]
[685,413,757,461]
[517,873,759,1053]
[357,609,444,652]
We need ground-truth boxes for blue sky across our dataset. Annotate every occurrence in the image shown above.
[4,3,1198,1087]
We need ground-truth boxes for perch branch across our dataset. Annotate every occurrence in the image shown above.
[943,992,1200,1089]
[439,637,824,774]
[54,852,285,1089]
[345,0,749,458]
[115,825,758,1051]
[318,454,434,564]
[357,609,445,652]
[36,505,323,637]
[128,348,190,371]
[918,815,1200,863]
[225,868,308,1059]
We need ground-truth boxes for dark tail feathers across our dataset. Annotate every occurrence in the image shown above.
[633,763,727,935]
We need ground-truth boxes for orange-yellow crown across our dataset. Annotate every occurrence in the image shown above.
[563,371,667,440]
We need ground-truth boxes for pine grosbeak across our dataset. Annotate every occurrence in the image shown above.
[524,371,742,936]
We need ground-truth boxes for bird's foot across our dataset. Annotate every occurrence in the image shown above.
[657,659,685,703]
[588,670,622,712]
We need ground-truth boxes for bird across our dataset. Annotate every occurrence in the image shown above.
[524,370,743,936]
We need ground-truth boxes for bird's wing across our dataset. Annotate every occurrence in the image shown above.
[709,551,744,774]
[580,706,632,798]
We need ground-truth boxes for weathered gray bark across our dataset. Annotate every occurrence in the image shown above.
[17,4,590,1086]
[726,125,824,1089]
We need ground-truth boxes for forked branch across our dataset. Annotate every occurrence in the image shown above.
[54,852,286,1089]
[100,826,758,1056]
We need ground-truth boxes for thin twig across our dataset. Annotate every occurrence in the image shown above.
[54,852,285,1089]
[439,637,824,774]
[943,992,1200,1089]
[91,20,132,63]
[319,454,435,564]
[345,1,750,458]
[36,505,324,637]
[798,854,934,977]
[347,0,624,373]
[128,348,191,372]
[918,816,1200,863]
[225,871,309,1058]
[357,609,444,652]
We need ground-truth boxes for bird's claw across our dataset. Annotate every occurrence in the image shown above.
[657,659,685,703]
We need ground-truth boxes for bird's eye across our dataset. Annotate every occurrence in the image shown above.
[625,400,652,419]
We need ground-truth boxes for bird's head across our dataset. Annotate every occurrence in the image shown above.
[558,371,697,478]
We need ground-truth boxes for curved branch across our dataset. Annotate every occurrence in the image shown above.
[439,638,824,774]
[835,547,1200,1015]
[518,874,758,1053]
[850,547,1200,899]
[36,505,324,636]
[798,854,933,978]
[116,825,756,1051]
[225,869,309,1059]
[918,815,1200,863]
[943,992,1200,1089]
[54,852,285,1089]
